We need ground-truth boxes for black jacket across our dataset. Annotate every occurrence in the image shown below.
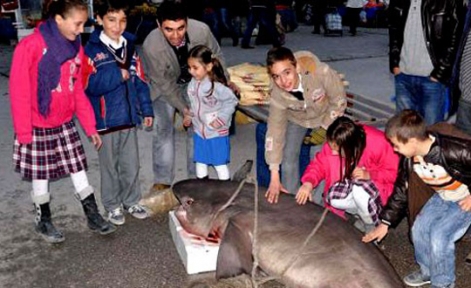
[388,0,464,84]
[380,129,471,227]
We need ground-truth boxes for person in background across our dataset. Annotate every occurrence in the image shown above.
[388,0,464,125]
[179,0,205,21]
[219,0,243,46]
[183,45,239,180]
[311,0,326,34]
[141,0,231,192]
[202,0,221,43]
[363,110,471,288]
[83,0,154,226]
[345,0,365,36]
[297,116,399,233]
[275,0,298,33]
[451,2,471,266]
[240,0,281,49]
[9,0,116,243]
[453,4,471,135]
[294,0,307,23]
[264,47,346,204]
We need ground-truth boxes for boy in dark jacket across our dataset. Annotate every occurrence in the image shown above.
[363,110,471,288]
[83,0,154,226]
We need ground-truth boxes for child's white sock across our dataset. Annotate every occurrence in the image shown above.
[214,165,230,180]
[70,170,93,200]
[196,162,209,178]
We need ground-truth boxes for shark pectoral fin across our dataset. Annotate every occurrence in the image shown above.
[216,219,253,279]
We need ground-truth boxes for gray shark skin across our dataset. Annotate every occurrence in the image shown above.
[172,178,403,288]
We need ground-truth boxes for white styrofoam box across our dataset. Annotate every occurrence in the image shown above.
[168,211,220,274]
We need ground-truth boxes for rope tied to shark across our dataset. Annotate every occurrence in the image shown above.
[212,177,252,218]
[249,180,330,288]
[204,174,330,288]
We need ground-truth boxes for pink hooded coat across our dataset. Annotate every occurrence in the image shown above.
[301,125,399,218]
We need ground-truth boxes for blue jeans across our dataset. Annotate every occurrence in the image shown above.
[277,8,298,32]
[241,7,279,47]
[394,73,447,125]
[218,8,239,40]
[411,194,471,286]
[152,97,195,185]
[281,121,308,194]
[203,10,220,42]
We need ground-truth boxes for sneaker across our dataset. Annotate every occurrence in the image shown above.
[107,208,125,225]
[403,270,431,287]
[127,204,149,220]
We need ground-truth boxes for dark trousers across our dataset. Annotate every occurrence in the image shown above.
[203,10,220,43]
[346,7,362,35]
[241,7,280,47]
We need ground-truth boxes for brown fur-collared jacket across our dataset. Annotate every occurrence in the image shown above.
[265,51,347,171]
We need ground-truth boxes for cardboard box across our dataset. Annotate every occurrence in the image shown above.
[168,211,220,274]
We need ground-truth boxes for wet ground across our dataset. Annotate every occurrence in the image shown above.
[0,25,470,287]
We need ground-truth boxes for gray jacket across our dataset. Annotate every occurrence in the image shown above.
[141,19,226,113]
[187,77,238,139]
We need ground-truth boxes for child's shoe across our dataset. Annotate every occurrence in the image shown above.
[108,207,125,225]
[127,204,149,220]
[403,270,431,286]
[81,194,117,235]
[35,202,65,244]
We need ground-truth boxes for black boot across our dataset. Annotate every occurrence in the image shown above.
[81,194,116,235]
[34,202,65,244]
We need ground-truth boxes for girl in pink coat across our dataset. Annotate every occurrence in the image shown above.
[9,0,116,243]
[296,116,399,232]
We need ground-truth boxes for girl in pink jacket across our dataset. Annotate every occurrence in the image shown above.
[296,116,399,232]
[9,0,115,243]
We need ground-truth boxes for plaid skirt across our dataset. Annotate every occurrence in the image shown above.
[13,121,88,180]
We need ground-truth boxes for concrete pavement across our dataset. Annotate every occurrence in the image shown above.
[0,25,469,288]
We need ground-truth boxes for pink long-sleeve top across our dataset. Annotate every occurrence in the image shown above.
[9,29,97,144]
[301,125,399,218]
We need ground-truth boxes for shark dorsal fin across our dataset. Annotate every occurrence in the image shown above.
[232,160,253,182]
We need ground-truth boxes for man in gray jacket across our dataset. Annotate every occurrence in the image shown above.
[142,0,228,192]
